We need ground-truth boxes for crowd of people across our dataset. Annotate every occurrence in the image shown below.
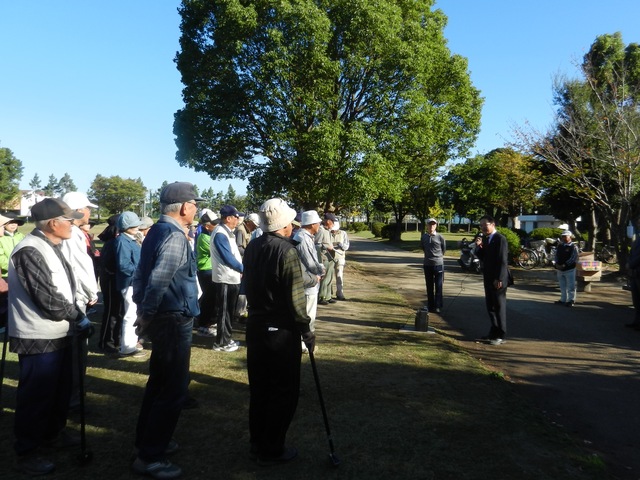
[0,182,350,478]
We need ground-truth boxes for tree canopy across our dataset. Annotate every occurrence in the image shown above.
[174,0,481,211]
[0,146,23,209]
[517,32,640,266]
[88,175,146,216]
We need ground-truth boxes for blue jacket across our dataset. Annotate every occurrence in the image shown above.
[133,216,200,318]
[115,233,141,291]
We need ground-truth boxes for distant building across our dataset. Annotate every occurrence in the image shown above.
[3,190,47,218]
[513,214,568,233]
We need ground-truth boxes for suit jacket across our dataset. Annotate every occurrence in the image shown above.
[476,231,509,288]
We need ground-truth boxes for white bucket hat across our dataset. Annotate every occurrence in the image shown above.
[259,198,297,232]
[301,210,322,226]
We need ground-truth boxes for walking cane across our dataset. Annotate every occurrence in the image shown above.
[72,319,93,465]
[308,349,340,467]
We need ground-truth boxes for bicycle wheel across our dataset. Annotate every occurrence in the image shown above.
[517,249,538,269]
[601,247,617,264]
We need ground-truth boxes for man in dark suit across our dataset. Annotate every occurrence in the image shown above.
[475,215,510,345]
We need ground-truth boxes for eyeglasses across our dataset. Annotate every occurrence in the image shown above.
[185,201,197,206]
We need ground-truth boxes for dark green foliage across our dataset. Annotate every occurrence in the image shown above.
[381,223,396,239]
[349,221,368,232]
[371,222,386,238]
[496,227,522,262]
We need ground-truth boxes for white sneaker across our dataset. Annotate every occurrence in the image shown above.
[213,342,239,352]
[196,326,216,337]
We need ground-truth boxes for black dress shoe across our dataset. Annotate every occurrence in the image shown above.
[258,446,298,466]
[318,300,329,305]
[328,298,337,304]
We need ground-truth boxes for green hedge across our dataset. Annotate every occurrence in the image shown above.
[349,222,368,232]
[529,227,565,240]
[496,227,522,262]
[371,222,385,237]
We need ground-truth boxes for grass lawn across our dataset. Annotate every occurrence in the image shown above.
[0,224,608,479]
[0,262,607,479]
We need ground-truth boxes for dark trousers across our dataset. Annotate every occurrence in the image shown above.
[14,346,73,456]
[423,264,444,310]
[135,314,193,462]
[197,270,215,328]
[98,273,122,352]
[213,282,239,346]
[246,323,301,457]
[483,281,507,339]
[630,276,640,324]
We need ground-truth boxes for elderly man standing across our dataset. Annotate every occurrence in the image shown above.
[421,218,446,313]
[210,205,244,352]
[243,198,313,465]
[131,182,202,479]
[60,191,99,313]
[293,210,325,350]
[8,198,90,476]
[315,213,336,305]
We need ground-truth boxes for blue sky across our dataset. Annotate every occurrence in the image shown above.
[1,1,639,196]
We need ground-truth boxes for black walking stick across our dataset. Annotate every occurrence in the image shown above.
[72,319,93,465]
[308,349,340,467]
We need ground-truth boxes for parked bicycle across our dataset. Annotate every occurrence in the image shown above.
[516,238,559,269]
[595,243,617,264]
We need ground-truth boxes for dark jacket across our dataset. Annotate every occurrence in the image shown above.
[242,232,310,333]
[476,231,510,288]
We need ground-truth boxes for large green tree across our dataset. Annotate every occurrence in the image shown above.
[58,173,77,194]
[0,146,23,209]
[174,0,481,212]
[518,32,640,268]
[88,175,147,216]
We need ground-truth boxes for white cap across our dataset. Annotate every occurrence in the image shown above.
[62,191,98,209]
[301,210,322,226]
[561,230,573,237]
[246,213,260,225]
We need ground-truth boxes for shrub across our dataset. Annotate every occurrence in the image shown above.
[381,223,396,239]
[371,222,386,238]
[350,222,368,232]
[496,227,522,263]
[436,225,447,233]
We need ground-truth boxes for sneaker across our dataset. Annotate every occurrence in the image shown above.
[555,300,566,305]
[489,338,506,346]
[132,457,182,479]
[120,349,148,358]
[257,446,298,466]
[328,298,337,304]
[16,455,55,476]
[318,299,329,305]
[336,295,346,301]
[196,326,216,337]
[213,342,239,352]
[566,301,575,307]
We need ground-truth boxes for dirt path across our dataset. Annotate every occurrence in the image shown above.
[347,236,640,480]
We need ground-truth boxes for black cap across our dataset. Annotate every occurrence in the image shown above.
[220,205,244,218]
[159,182,204,204]
[324,212,337,222]
[31,198,85,222]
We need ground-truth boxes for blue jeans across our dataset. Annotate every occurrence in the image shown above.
[14,346,73,455]
[135,313,193,462]
[423,264,444,310]
[557,268,576,303]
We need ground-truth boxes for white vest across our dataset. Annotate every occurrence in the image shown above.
[8,234,74,339]
[210,224,242,284]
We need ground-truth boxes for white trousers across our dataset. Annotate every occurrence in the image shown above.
[120,286,139,354]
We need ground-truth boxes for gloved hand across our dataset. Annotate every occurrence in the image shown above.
[75,316,94,338]
[301,331,316,353]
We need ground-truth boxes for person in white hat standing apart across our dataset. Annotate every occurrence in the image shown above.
[554,230,579,307]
